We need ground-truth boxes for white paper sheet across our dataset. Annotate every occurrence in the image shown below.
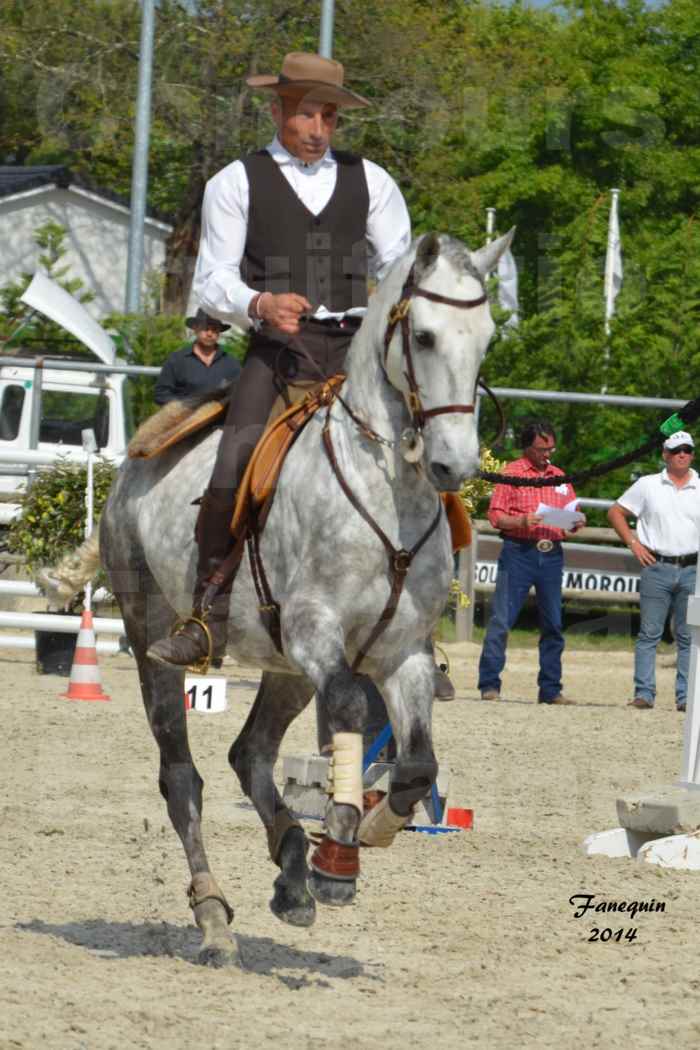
[535,499,584,531]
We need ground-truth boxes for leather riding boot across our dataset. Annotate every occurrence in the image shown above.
[147,490,236,670]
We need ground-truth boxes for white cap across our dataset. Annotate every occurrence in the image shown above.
[663,430,695,451]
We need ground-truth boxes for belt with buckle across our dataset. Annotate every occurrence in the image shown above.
[653,552,698,567]
[501,535,560,553]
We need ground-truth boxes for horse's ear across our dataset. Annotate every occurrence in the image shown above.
[414,233,441,279]
[470,227,516,278]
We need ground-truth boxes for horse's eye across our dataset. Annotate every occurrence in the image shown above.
[414,330,435,349]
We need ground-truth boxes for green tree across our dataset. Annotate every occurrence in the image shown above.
[398,0,700,510]
[3,0,700,500]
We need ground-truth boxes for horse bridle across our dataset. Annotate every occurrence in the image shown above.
[322,264,491,672]
[382,261,488,434]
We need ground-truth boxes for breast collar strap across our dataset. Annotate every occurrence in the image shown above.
[382,263,487,431]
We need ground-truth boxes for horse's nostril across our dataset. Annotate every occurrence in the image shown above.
[430,462,452,483]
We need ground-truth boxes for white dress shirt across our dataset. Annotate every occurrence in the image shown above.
[192,136,411,329]
[618,468,700,555]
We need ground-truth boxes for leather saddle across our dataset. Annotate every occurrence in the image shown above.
[231,375,345,536]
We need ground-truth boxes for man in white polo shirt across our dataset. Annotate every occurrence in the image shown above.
[608,431,700,711]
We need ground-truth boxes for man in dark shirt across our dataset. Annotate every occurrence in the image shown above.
[154,308,241,405]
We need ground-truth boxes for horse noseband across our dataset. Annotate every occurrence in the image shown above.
[383,262,487,434]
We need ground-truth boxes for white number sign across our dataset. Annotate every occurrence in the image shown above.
[184,675,228,714]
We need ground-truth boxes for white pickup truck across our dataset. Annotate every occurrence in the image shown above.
[0,273,133,525]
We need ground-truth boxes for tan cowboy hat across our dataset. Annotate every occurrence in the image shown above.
[246,52,369,109]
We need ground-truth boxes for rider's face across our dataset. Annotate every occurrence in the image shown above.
[272,93,338,164]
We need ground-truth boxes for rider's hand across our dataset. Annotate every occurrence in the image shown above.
[522,513,542,528]
[568,513,587,534]
[258,293,312,334]
[629,539,656,567]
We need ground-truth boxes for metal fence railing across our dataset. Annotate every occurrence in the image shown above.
[2,355,686,643]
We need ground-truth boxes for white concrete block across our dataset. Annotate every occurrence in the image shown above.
[282,754,329,788]
[616,784,700,835]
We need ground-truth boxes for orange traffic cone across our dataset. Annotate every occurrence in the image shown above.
[61,609,110,702]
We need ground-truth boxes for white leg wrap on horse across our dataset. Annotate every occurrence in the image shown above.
[358,795,410,848]
[327,732,363,814]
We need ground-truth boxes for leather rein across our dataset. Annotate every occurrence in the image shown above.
[323,263,489,671]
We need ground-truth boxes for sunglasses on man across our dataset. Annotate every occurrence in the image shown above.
[667,446,694,455]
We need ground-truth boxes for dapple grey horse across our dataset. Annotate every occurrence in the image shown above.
[48,231,512,967]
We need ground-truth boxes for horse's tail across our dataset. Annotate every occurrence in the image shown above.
[36,532,101,608]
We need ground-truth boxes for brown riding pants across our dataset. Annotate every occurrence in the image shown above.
[209,321,356,505]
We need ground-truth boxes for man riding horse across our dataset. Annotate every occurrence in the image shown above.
[148,51,454,698]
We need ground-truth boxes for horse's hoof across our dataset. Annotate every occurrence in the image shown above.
[270,895,316,927]
[198,940,241,969]
[270,874,317,927]
[307,871,357,907]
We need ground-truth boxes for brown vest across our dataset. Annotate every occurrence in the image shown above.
[241,149,370,312]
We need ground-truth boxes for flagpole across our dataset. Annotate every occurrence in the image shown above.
[459,209,497,644]
[319,0,335,57]
[125,0,155,313]
[458,208,494,643]
[486,207,496,247]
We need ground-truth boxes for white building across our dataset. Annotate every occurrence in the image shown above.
[0,166,173,319]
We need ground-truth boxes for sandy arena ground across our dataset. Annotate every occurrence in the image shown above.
[1,639,698,1050]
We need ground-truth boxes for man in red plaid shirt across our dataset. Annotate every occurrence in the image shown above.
[477,420,586,704]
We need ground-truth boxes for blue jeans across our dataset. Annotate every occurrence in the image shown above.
[634,562,695,706]
[478,539,564,702]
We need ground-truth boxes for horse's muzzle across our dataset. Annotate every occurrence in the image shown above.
[428,460,475,492]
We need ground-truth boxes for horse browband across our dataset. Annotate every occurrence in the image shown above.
[383,262,488,431]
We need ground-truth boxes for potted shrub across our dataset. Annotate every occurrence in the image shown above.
[6,457,116,673]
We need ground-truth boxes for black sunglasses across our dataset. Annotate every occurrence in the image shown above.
[667,446,694,455]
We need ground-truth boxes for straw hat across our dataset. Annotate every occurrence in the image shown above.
[247,52,369,109]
